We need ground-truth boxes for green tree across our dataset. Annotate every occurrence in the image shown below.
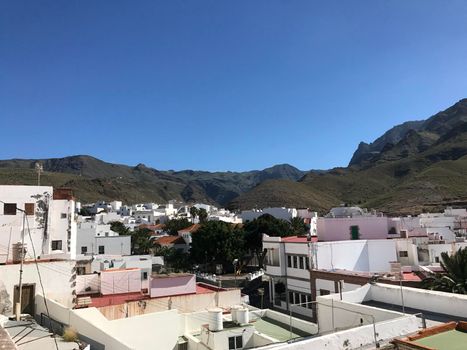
[131,228,153,255]
[165,218,192,235]
[191,221,245,271]
[289,217,308,236]
[109,221,130,235]
[189,206,199,222]
[156,246,191,272]
[198,208,208,223]
[244,214,293,268]
[423,247,467,294]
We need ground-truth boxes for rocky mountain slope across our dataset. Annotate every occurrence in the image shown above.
[231,98,467,214]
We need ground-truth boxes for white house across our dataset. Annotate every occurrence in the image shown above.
[76,220,130,256]
[262,235,398,318]
[0,185,77,263]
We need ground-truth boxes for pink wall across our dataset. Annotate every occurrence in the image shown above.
[100,268,142,295]
[150,274,196,298]
[317,217,391,241]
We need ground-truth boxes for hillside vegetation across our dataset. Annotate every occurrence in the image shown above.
[232,99,467,214]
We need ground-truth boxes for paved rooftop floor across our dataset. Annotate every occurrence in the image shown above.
[362,300,466,323]
[414,329,467,350]
[0,325,17,350]
[253,317,311,342]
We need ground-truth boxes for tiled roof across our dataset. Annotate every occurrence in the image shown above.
[156,235,185,245]
[178,224,201,234]
[282,235,318,243]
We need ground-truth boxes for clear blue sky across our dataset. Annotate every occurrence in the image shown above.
[1,1,467,171]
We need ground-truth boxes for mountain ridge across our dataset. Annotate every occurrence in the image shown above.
[0,155,307,206]
[232,98,467,214]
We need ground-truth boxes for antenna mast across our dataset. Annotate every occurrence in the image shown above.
[35,162,43,186]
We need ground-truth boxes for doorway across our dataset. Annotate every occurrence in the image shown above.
[14,283,36,316]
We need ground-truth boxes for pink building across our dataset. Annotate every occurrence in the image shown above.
[317,216,395,241]
[150,273,196,298]
[100,268,142,295]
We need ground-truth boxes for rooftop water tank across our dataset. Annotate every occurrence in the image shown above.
[236,308,249,325]
[208,308,223,331]
[231,305,242,323]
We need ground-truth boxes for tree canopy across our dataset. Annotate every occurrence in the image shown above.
[198,208,208,223]
[109,221,130,235]
[131,227,153,255]
[191,220,245,271]
[244,214,304,267]
[165,218,192,235]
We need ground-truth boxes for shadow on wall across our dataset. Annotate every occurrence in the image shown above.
[0,280,13,315]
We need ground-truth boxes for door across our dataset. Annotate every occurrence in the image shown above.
[14,284,35,315]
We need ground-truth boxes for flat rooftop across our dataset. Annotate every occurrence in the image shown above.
[88,283,218,307]
[413,329,467,350]
[253,317,311,342]
[2,319,80,350]
[362,300,467,323]
[394,321,467,350]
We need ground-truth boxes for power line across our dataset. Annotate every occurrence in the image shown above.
[24,212,60,350]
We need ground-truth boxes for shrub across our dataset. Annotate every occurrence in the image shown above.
[62,327,78,342]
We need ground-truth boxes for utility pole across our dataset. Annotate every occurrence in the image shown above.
[16,211,26,321]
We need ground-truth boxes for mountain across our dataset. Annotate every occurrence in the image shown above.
[0,156,306,206]
[232,98,467,215]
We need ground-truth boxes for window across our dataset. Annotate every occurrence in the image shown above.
[293,256,298,268]
[435,256,440,263]
[399,251,408,258]
[3,203,16,215]
[287,255,292,268]
[61,213,67,219]
[294,292,300,305]
[24,203,35,216]
[350,225,360,240]
[98,245,105,254]
[320,289,330,296]
[305,258,309,270]
[51,240,62,251]
[142,272,148,280]
[228,335,243,350]
[299,256,304,269]
[81,246,88,254]
[76,267,86,275]
[289,291,294,304]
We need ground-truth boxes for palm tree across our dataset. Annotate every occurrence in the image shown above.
[189,206,199,223]
[290,216,308,236]
[423,247,467,294]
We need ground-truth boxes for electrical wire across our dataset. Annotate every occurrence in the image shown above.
[24,212,60,350]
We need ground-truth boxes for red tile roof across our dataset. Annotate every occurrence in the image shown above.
[140,223,165,231]
[178,224,201,234]
[402,272,422,281]
[156,235,185,245]
[282,235,318,243]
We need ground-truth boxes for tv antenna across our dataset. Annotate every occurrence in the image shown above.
[35,162,43,186]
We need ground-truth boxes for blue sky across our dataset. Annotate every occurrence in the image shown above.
[1,1,467,171]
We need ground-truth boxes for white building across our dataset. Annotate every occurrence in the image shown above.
[0,185,77,263]
[76,220,130,256]
[263,235,398,318]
